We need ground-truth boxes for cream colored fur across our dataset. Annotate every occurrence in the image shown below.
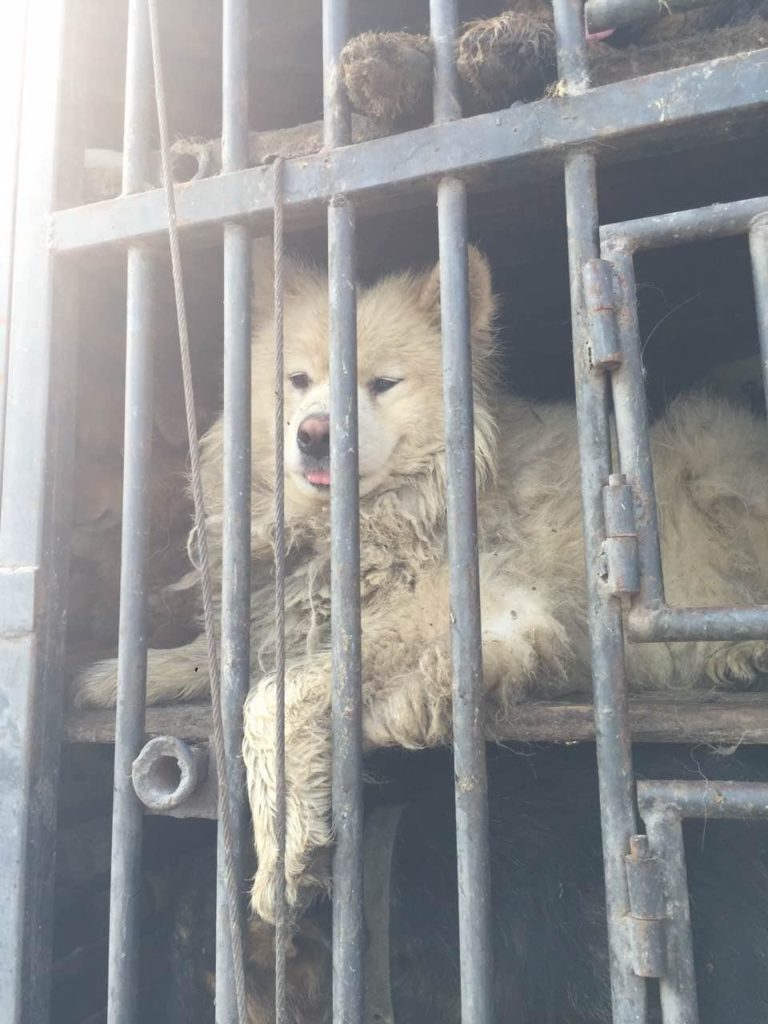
[73,243,768,923]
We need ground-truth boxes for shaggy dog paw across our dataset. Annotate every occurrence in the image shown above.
[70,659,120,708]
[705,640,768,688]
[457,12,557,109]
[364,680,454,750]
[250,848,332,925]
[244,662,334,922]
[340,31,434,126]
[71,639,211,708]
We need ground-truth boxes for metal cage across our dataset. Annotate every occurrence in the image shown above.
[2,0,768,1022]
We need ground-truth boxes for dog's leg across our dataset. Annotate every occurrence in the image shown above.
[339,31,434,128]
[457,11,557,109]
[244,653,333,922]
[364,584,573,749]
[71,632,212,707]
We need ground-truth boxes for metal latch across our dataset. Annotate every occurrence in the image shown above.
[625,835,667,978]
[583,258,622,370]
[601,474,640,596]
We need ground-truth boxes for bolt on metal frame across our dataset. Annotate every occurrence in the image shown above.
[2,1,768,1023]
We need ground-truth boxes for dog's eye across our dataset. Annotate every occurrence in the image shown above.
[289,373,311,391]
[370,377,401,396]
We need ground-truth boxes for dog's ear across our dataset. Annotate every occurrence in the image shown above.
[416,246,496,344]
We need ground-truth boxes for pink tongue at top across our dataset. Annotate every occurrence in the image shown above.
[586,26,616,42]
[306,468,331,486]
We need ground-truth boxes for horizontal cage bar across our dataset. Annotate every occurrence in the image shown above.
[602,194,768,255]
[639,779,768,819]
[49,51,768,253]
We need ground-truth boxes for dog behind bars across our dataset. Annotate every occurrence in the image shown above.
[73,241,768,921]
[338,0,768,129]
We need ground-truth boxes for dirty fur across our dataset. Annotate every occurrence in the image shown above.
[73,243,768,922]
[340,1,768,126]
[82,5,767,203]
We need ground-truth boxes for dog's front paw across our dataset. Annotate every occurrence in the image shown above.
[340,31,433,126]
[705,640,768,689]
[457,12,556,109]
[251,855,279,924]
[70,659,120,708]
[251,848,332,924]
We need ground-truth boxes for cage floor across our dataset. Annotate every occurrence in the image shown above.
[65,692,768,747]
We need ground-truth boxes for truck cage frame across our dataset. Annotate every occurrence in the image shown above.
[2,1,768,1022]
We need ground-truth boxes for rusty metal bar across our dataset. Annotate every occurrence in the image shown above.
[625,836,667,980]
[323,0,351,147]
[48,52,768,253]
[639,779,768,819]
[552,1,644,1021]
[106,1,156,1020]
[583,259,622,369]
[586,0,718,35]
[563,148,646,1024]
[430,0,493,1019]
[272,157,288,1024]
[437,181,494,1024]
[628,604,768,642]
[637,780,768,1024]
[601,196,768,257]
[323,3,365,1021]
[749,215,768,406]
[600,204,768,643]
[328,194,365,1024]
[607,251,665,610]
[216,0,252,1019]
[640,808,698,1024]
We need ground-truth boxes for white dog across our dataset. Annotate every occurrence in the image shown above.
[74,242,768,921]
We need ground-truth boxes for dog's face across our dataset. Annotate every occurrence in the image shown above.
[250,244,496,509]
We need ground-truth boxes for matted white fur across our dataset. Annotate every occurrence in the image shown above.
[73,243,768,922]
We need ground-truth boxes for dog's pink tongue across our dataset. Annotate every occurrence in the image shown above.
[586,26,615,41]
[306,469,331,486]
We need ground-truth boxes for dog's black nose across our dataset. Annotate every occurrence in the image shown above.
[297,414,330,459]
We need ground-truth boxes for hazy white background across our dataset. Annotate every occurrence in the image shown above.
[1,4,28,314]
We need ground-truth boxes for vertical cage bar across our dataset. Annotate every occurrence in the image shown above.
[437,179,494,1024]
[108,250,155,1024]
[323,2,364,1021]
[553,0,590,93]
[106,2,156,1021]
[328,194,364,1024]
[430,0,462,123]
[608,250,665,609]
[564,150,645,1024]
[749,216,768,406]
[272,158,288,1024]
[430,3,493,1023]
[551,2,644,1022]
[216,1,251,1019]
[323,0,351,148]
[642,812,699,1024]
